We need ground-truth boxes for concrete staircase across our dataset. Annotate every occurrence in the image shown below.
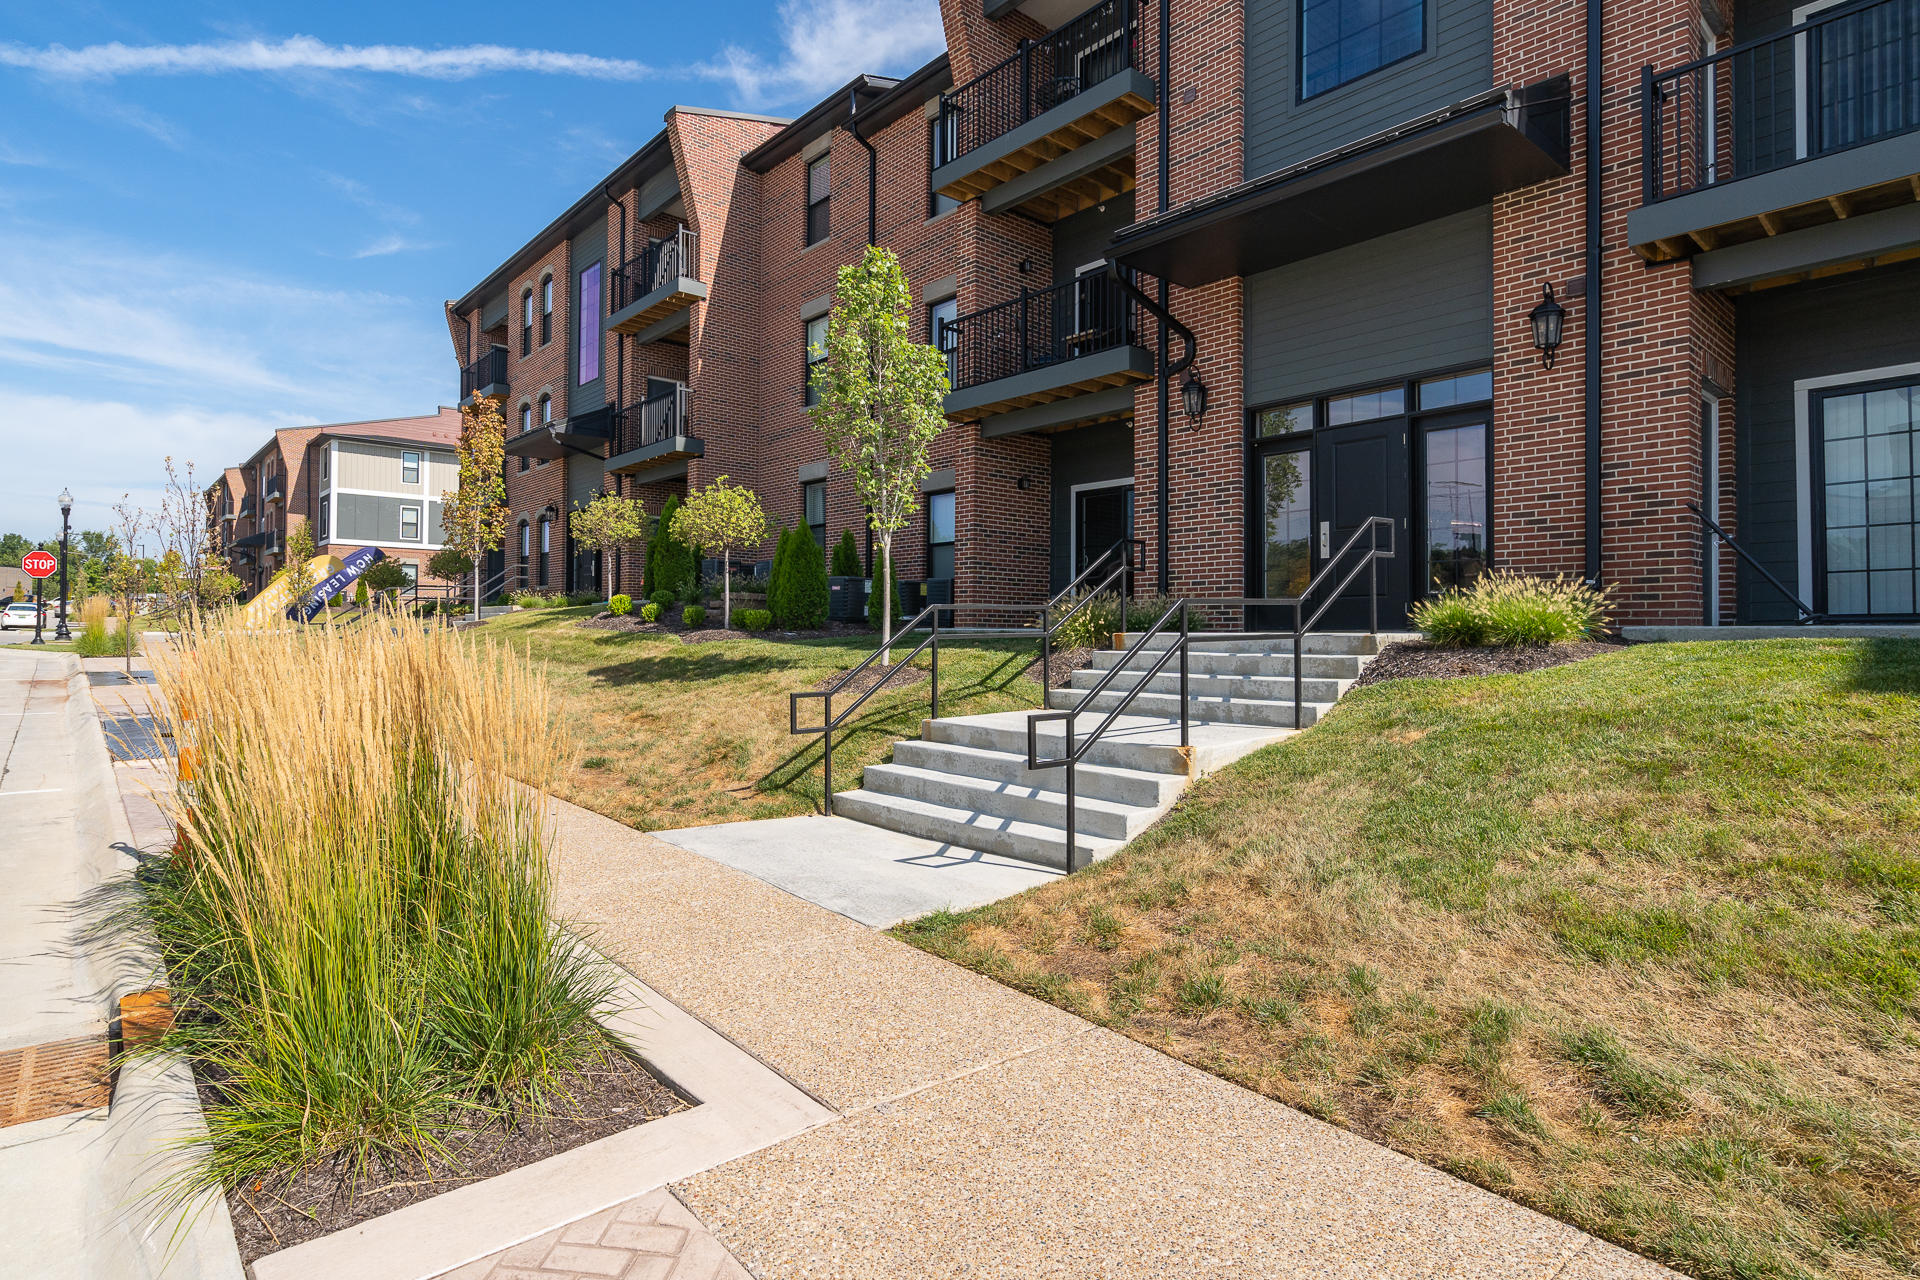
[830,632,1393,871]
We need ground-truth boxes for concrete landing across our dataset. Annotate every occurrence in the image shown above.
[650,814,1058,928]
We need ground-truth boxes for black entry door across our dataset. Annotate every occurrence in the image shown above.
[1313,418,1410,630]
[1075,484,1134,574]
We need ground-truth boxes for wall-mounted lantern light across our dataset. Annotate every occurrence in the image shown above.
[1181,370,1209,422]
[1529,282,1566,369]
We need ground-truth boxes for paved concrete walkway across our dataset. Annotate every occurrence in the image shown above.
[652,814,1058,927]
[548,798,1678,1279]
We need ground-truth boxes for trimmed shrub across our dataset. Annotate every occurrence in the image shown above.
[645,495,696,601]
[608,594,632,617]
[765,525,795,626]
[1411,572,1613,647]
[736,608,772,631]
[682,604,707,629]
[787,532,829,630]
[866,544,903,631]
[648,590,674,608]
[831,528,862,578]
[639,602,661,623]
[354,579,369,607]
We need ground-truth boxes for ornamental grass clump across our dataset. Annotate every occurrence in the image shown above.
[141,618,616,1201]
[1411,571,1612,646]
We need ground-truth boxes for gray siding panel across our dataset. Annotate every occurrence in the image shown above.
[1051,192,1136,285]
[1048,421,1135,591]
[335,493,437,547]
[570,221,607,414]
[1734,259,1920,621]
[1245,0,1494,178]
[1243,207,1492,406]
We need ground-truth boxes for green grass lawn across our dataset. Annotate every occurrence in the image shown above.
[483,607,1045,829]
[899,639,1920,1280]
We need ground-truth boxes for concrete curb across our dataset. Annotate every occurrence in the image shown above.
[250,958,836,1280]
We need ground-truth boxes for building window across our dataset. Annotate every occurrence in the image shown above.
[401,450,420,485]
[927,490,955,581]
[806,153,831,246]
[578,261,601,385]
[521,288,534,357]
[803,480,827,548]
[519,402,533,434]
[805,315,830,407]
[928,296,958,388]
[318,496,329,542]
[399,561,417,585]
[540,276,554,346]
[1299,0,1425,100]
[1261,448,1314,598]
[1819,376,1920,616]
[1417,368,1493,410]
[538,518,550,587]
[1422,423,1488,593]
[400,505,420,542]
[539,393,553,426]
[1255,401,1314,437]
[1324,385,1406,425]
[928,120,959,218]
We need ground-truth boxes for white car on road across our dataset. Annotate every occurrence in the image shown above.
[1,601,46,630]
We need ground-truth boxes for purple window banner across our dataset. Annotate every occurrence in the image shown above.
[579,262,601,385]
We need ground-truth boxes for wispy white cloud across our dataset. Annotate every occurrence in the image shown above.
[699,0,946,106]
[352,233,440,258]
[0,36,654,82]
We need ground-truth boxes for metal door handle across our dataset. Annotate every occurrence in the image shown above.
[1318,522,1330,558]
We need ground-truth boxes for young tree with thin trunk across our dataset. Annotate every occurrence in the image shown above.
[106,497,145,676]
[808,245,948,663]
[670,477,768,631]
[442,397,511,616]
[568,492,648,600]
[149,456,241,624]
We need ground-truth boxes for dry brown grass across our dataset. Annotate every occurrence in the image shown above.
[902,640,1920,1280]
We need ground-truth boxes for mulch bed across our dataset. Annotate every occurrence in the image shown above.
[221,1049,685,1263]
[578,613,875,644]
[1022,644,1096,688]
[811,662,930,698]
[1351,638,1626,689]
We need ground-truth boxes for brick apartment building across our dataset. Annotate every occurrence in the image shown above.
[448,0,1920,626]
[209,410,463,596]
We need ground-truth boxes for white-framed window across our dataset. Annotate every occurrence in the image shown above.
[401,451,420,485]
[805,315,829,406]
[400,505,420,542]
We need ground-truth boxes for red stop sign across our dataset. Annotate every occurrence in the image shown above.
[22,550,57,579]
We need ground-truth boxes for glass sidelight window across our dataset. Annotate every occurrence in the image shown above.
[1821,379,1919,615]
[928,490,956,580]
[803,480,827,548]
[1261,449,1314,597]
[1422,422,1488,592]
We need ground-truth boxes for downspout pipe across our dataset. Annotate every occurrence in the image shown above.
[1583,0,1604,583]
[1156,0,1172,594]
[849,88,878,247]
[603,181,627,422]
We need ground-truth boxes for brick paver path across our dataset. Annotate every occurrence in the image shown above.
[437,1189,751,1280]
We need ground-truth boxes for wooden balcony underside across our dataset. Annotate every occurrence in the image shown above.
[1637,172,1920,269]
[936,91,1153,205]
[947,363,1150,425]
[608,280,704,336]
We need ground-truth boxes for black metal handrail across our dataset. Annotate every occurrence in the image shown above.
[1684,500,1822,621]
[460,346,509,399]
[1023,516,1397,872]
[1642,0,1920,203]
[612,226,699,312]
[947,273,1138,391]
[1038,537,1141,690]
[611,382,691,454]
[937,0,1140,167]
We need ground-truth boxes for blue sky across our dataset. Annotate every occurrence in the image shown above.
[0,0,944,543]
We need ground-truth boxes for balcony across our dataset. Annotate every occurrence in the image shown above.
[1629,0,1920,289]
[942,273,1152,433]
[264,474,285,505]
[460,345,511,404]
[237,495,256,519]
[607,381,702,477]
[932,0,1154,220]
[608,227,704,342]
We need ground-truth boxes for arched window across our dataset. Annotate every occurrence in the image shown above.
[539,277,554,346]
[521,288,534,357]
[518,402,532,471]
[539,393,553,425]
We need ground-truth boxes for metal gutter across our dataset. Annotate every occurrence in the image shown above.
[738,73,903,172]
[1584,0,1603,583]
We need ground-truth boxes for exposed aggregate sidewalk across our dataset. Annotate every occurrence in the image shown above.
[544,797,1681,1280]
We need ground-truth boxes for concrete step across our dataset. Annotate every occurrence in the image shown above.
[829,789,1120,871]
[926,710,1294,775]
[1048,685,1330,729]
[861,763,1158,841]
[891,739,1183,808]
[1117,631,1395,657]
[1085,648,1363,680]
[1065,667,1350,704]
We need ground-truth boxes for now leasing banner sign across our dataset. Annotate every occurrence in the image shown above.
[295,547,386,622]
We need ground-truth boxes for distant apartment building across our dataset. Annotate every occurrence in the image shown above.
[209,410,462,596]
[447,0,1920,626]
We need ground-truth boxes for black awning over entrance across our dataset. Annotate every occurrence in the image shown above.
[505,408,612,461]
[1110,81,1570,288]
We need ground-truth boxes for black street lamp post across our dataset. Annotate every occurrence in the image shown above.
[54,488,73,641]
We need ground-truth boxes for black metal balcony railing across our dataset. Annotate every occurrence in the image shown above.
[612,382,691,455]
[460,346,510,399]
[937,0,1140,167]
[612,226,700,312]
[1643,0,1920,202]
[264,474,285,504]
[946,273,1138,392]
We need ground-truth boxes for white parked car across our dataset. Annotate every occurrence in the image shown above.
[1,601,45,630]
